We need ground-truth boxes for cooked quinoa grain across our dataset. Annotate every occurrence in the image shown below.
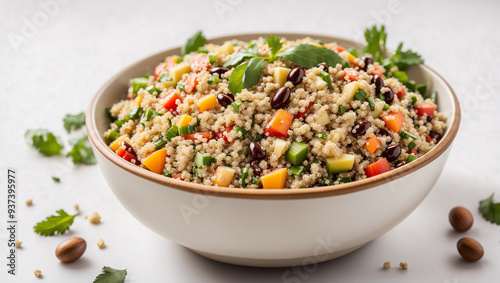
[104,35,446,189]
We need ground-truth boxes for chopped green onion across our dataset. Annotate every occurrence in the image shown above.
[319,70,333,90]
[400,131,417,140]
[115,118,129,128]
[244,149,249,157]
[162,169,172,177]
[235,126,248,139]
[353,88,367,100]
[153,138,167,150]
[176,57,184,63]
[290,165,306,176]
[177,83,185,90]
[193,168,202,180]
[167,118,172,126]
[251,115,255,127]
[178,125,195,135]
[383,104,390,110]
[159,74,172,82]
[207,76,220,84]
[146,85,161,95]
[132,77,148,93]
[347,47,359,57]
[312,158,320,164]
[154,111,163,116]
[106,108,117,122]
[140,109,155,125]
[194,152,211,168]
[251,177,260,185]
[166,125,179,141]
[231,100,245,113]
[337,177,352,183]
[378,93,386,101]
[314,132,327,139]
[285,141,309,165]
[406,154,416,163]
[338,105,346,114]
[128,106,142,120]
[222,160,231,167]
[408,96,417,107]
[209,55,216,65]
[107,131,120,143]
[197,46,209,53]
[354,108,360,115]
[253,133,263,142]
[366,97,375,111]
[321,177,332,186]
[408,141,416,150]
[241,167,249,187]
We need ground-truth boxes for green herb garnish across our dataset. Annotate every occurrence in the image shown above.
[314,132,327,139]
[25,129,64,156]
[67,135,97,165]
[52,177,60,183]
[63,112,85,133]
[92,266,127,283]
[408,96,417,107]
[338,105,346,114]
[479,194,500,225]
[34,209,78,236]
[181,31,207,56]
[207,76,220,84]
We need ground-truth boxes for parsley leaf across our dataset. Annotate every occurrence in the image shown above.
[266,35,282,61]
[93,266,127,283]
[67,135,97,165]
[181,31,207,56]
[34,209,78,236]
[363,25,387,62]
[243,57,265,89]
[277,44,343,68]
[389,42,424,71]
[25,129,64,156]
[63,112,86,133]
[228,61,248,94]
[479,193,500,225]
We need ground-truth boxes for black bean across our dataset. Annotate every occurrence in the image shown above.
[383,144,402,162]
[378,128,391,137]
[251,161,262,176]
[317,63,329,72]
[209,67,228,77]
[271,86,291,109]
[427,116,434,123]
[429,131,442,143]
[249,142,266,161]
[362,57,374,71]
[394,161,405,168]
[384,88,395,104]
[352,120,371,137]
[287,67,305,86]
[217,92,235,107]
[372,75,385,95]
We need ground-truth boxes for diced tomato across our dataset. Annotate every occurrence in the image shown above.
[182,132,212,140]
[407,149,417,155]
[190,54,210,73]
[425,134,432,143]
[213,125,233,143]
[382,111,405,133]
[185,74,198,94]
[365,158,391,177]
[343,68,359,81]
[154,60,176,79]
[414,103,435,117]
[371,65,384,77]
[295,101,314,119]
[233,46,244,53]
[396,85,406,100]
[333,45,346,53]
[173,173,184,181]
[161,90,182,111]
[116,147,140,165]
[264,109,294,138]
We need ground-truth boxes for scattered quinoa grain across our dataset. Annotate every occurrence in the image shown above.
[26,199,33,206]
[382,261,391,269]
[74,203,79,212]
[97,238,105,249]
[399,262,408,269]
[15,240,22,248]
[34,269,42,277]
[89,212,101,224]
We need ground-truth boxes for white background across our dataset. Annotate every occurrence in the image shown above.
[1,0,500,282]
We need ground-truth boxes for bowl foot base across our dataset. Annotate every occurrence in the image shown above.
[188,243,367,267]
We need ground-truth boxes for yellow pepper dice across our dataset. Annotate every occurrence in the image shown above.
[261,168,287,189]
[177,114,194,127]
[109,135,127,151]
[198,94,217,112]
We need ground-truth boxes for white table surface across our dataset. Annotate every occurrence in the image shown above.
[1,0,500,282]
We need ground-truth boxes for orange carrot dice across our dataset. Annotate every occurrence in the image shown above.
[382,111,404,133]
[364,135,381,154]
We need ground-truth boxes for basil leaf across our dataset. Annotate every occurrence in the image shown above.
[223,51,255,68]
[277,44,342,68]
[243,57,265,89]
[228,62,248,94]
[181,31,207,56]
[267,35,282,61]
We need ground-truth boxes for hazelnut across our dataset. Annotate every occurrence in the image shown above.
[457,237,483,262]
[55,237,87,263]
[449,206,473,232]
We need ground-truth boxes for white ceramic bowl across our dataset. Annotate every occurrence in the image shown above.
[86,33,460,267]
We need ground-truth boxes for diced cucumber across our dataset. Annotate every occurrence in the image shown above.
[235,126,248,139]
[194,152,211,168]
[326,153,355,174]
[241,167,249,187]
[290,165,306,176]
[133,77,148,93]
[146,85,161,95]
[165,125,179,141]
[115,118,129,128]
[285,141,309,165]
[128,106,142,120]
[353,88,367,100]
[162,169,172,177]
[140,109,155,125]
[153,138,167,150]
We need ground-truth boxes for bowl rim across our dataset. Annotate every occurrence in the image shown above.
[86,32,461,200]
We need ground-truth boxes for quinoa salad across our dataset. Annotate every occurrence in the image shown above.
[104,27,446,189]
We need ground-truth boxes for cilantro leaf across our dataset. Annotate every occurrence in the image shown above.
[228,61,248,94]
[25,129,64,156]
[243,57,265,89]
[34,209,78,236]
[266,35,282,61]
[181,31,207,56]
[479,193,500,225]
[63,112,86,133]
[93,266,127,283]
[67,135,97,165]
[363,25,387,62]
[277,44,343,68]
[389,43,424,71]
